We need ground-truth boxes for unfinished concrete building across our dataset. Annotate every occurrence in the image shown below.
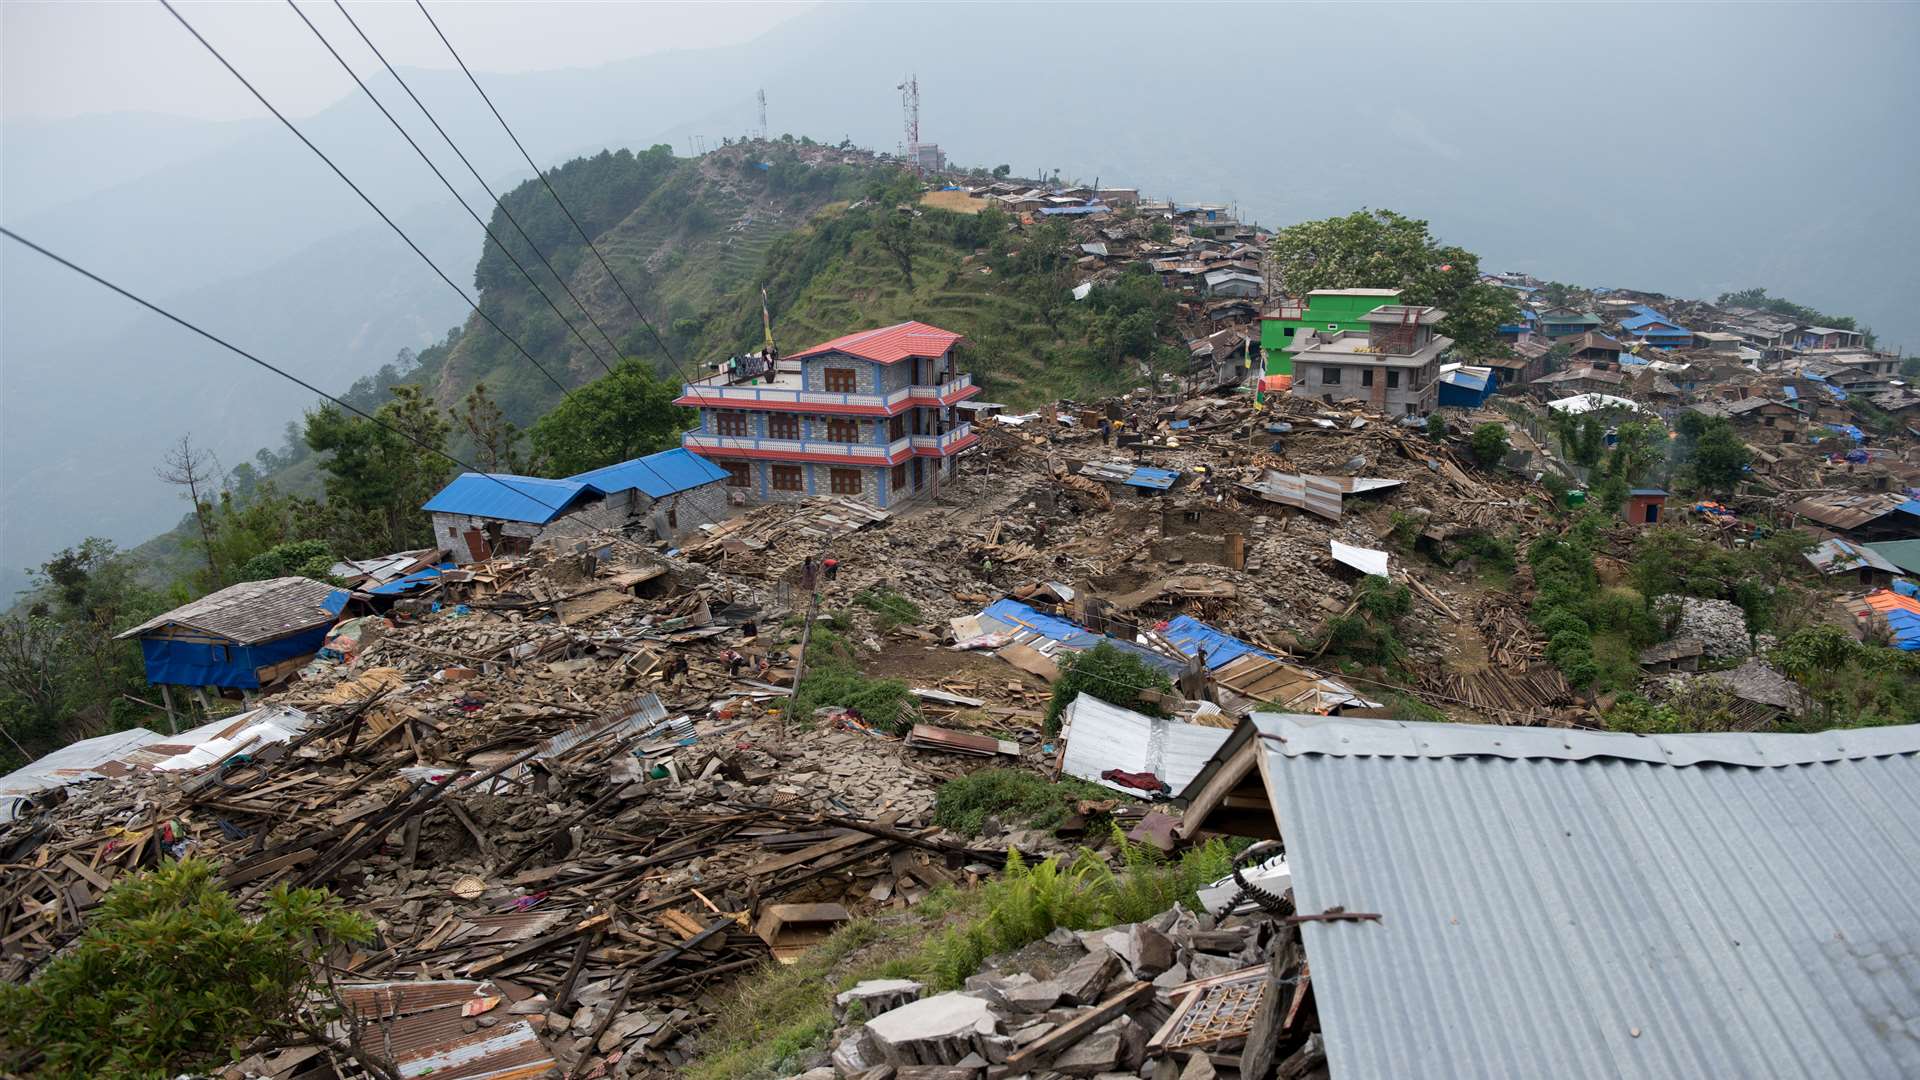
[1284,304,1451,415]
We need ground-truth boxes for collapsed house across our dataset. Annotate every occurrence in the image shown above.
[1178,713,1920,1078]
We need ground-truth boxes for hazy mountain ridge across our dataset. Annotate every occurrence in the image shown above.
[6,1,1914,597]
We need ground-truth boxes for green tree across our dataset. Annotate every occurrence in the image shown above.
[1603,418,1668,488]
[1470,422,1510,465]
[1044,642,1174,735]
[529,359,690,475]
[1676,414,1750,493]
[1265,209,1517,353]
[1425,413,1447,439]
[869,173,922,287]
[452,382,524,474]
[0,858,375,1079]
[304,386,452,554]
[238,540,338,583]
[991,164,1011,178]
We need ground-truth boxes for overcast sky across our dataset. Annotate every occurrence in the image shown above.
[2,0,815,122]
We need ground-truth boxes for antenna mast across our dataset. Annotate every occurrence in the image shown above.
[757,88,768,142]
[897,74,920,174]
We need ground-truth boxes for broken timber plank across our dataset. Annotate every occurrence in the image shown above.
[992,980,1151,1077]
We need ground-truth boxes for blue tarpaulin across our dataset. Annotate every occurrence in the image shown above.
[974,600,1183,675]
[1826,423,1866,443]
[1160,615,1273,670]
[1894,579,1919,599]
[1125,467,1180,490]
[1884,610,1920,651]
[366,563,457,596]
[139,625,335,689]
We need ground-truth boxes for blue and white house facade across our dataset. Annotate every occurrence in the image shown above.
[676,321,981,509]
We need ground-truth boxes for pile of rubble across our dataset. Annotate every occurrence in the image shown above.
[1655,595,1754,658]
[788,893,1321,1080]
[0,547,1058,1079]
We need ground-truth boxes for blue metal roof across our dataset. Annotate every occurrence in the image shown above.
[1782,385,1799,400]
[1160,615,1272,670]
[568,448,728,499]
[1125,467,1180,490]
[421,473,599,525]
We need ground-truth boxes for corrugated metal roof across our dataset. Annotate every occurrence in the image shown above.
[1788,491,1911,531]
[1057,694,1231,795]
[115,577,348,644]
[1866,539,1920,576]
[1242,712,1920,1080]
[421,473,598,525]
[567,447,729,499]
[1808,538,1901,575]
[787,320,966,364]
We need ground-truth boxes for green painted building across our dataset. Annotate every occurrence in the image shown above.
[1260,288,1402,379]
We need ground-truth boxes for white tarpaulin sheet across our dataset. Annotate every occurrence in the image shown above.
[1330,540,1390,577]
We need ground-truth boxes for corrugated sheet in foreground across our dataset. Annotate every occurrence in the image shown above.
[1253,713,1920,1080]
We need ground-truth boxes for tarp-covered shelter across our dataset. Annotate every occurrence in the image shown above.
[116,577,348,690]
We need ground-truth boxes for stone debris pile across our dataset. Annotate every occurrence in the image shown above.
[786,892,1324,1080]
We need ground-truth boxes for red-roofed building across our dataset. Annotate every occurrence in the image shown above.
[677,321,980,508]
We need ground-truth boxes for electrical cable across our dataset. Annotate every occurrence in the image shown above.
[159,0,580,406]
[300,0,621,374]
[1,225,578,523]
[167,0,687,511]
[413,0,695,382]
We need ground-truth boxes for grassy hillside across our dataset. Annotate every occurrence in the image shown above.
[695,196,1172,408]
[423,142,891,425]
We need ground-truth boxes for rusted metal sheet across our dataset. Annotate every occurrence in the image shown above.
[904,723,1014,757]
[334,979,555,1080]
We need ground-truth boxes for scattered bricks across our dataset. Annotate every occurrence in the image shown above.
[836,979,926,1023]
[865,992,1001,1066]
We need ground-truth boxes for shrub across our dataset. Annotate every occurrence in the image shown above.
[932,769,1115,836]
[1425,413,1447,439]
[1044,642,1174,735]
[0,858,371,1079]
[853,586,922,630]
[1470,422,1511,465]
[238,539,335,583]
[788,627,917,732]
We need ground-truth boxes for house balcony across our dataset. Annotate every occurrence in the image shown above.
[674,370,978,416]
[683,422,975,465]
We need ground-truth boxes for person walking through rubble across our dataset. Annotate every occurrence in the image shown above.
[801,555,818,591]
[1100,417,1112,446]
[823,554,840,583]
[725,649,744,678]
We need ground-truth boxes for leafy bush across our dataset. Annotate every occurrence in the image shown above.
[1425,413,1447,439]
[1470,422,1511,465]
[238,539,335,583]
[1310,575,1411,669]
[1044,642,1174,735]
[1771,625,1920,728]
[853,586,922,630]
[0,858,371,1079]
[933,769,1116,836]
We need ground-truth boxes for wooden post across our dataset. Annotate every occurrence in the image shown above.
[785,589,822,744]
[160,685,178,735]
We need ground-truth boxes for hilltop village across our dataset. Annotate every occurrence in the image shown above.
[3,165,1917,1080]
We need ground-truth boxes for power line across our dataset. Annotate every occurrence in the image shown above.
[0,225,588,525]
[159,0,580,406]
[161,0,685,528]
[414,0,689,378]
[287,0,614,377]
[321,0,630,369]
